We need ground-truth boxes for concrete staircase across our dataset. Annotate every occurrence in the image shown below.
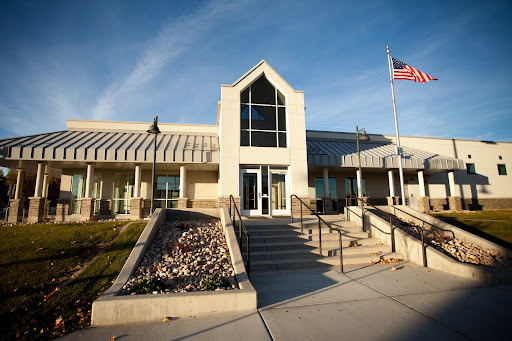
[243,216,402,273]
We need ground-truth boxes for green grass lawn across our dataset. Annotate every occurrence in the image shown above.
[429,210,512,249]
[0,220,146,340]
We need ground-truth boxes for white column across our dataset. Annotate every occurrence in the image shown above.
[34,163,45,198]
[323,167,329,198]
[418,170,426,197]
[448,171,456,197]
[357,169,363,198]
[388,170,395,197]
[42,174,49,198]
[84,163,95,198]
[134,164,141,197]
[179,166,187,198]
[14,169,24,200]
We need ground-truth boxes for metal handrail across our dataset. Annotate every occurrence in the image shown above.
[228,195,250,278]
[345,195,456,267]
[290,194,344,273]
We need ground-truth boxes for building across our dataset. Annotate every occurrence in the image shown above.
[0,60,510,223]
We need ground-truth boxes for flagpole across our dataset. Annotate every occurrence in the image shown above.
[387,46,406,205]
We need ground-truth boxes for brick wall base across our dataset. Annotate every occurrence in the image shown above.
[55,199,69,222]
[418,196,430,212]
[130,198,143,219]
[291,197,311,216]
[386,196,400,206]
[27,197,46,223]
[462,198,512,210]
[80,198,95,221]
[448,196,463,212]
[8,199,24,223]
[177,198,188,209]
[187,199,219,208]
[218,196,241,210]
[99,200,112,216]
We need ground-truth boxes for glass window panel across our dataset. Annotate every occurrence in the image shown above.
[498,164,507,175]
[92,175,102,199]
[70,174,85,214]
[243,173,258,210]
[262,198,269,214]
[261,166,268,196]
[241,88,249,103]
[315,178,324,198]
[278,132,287,148]
[328,178,337,198]
[277,89,285,105]
[241,130,249,146]
[156,176,167,199]
[167,176,179,199]
[466,163,476,174]
[167,200,178,208]
[251,106,276,130]
[272,173,286,210]
[251,75,275,105]
[251,131,277,147]
[240,104,249,129]
[154,200,163,209]
[278,107,286,131]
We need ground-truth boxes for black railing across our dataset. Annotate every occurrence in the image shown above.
[290,195,345,273]
[228,195,250,278]
[345,195,456,267]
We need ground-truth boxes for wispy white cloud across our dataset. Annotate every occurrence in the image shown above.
[91,0,242,120]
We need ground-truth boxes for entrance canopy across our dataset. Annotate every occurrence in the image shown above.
[307,137,464,172]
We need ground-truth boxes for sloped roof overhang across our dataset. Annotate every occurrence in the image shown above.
[307,138,465,172]
[0,130,219,175]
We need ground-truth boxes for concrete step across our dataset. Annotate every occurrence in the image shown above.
[250,237,383,252]
[249,231,370,244]
[249,251,403,272]
[318,252,404,266]
[250,244,392,261]
[250,257,331,272]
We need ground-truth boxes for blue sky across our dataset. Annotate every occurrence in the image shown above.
[0,0,511,142]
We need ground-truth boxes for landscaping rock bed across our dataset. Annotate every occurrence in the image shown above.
[121,219,238,294]
[371,210,512,268]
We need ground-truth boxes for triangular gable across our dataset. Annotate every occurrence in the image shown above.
[227,59,302,95]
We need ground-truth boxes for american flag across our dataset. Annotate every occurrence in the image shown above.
[392,57,437,83]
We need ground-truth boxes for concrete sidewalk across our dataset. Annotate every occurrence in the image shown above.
[61,262,512,340]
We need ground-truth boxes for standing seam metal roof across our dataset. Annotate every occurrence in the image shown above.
[0,130,219,164]
[307,138,464,170]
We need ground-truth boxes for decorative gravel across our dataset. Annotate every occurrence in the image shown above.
[121,219,238,295]
[378,212,512,267]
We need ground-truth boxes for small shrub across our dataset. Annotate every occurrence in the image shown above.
[132,278,165,294]
[201,273,228,291]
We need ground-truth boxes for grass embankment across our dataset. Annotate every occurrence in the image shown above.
[0,220,146,340]
[429,210,512,249]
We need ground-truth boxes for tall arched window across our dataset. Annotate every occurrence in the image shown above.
[240,74,286,147]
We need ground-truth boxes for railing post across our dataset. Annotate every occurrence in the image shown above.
[246,235,250,278]
[421,228,427,267]
[300,202,303,235]
[339,231,343,273]
[390,216,395,253]
[361,203,365,232]
[290,195,294,223]
[318,216,322,258]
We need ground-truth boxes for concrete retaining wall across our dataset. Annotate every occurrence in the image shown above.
[91,208,257,325]
[345,205,512,284]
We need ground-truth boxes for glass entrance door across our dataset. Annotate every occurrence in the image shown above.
[241,169,261,216]
[270,171,288,215]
